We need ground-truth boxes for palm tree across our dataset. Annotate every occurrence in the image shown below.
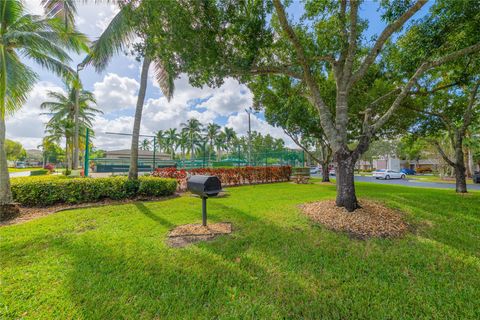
[165,128,178,160]
[205,123,220,163]
[215,132,227,161]
[42,0,76,29]
[44,118,74,172]
[177,131,189,164]
[156,130,166,153]
[41,86,101,169]
[0,0,84,215]
[140,138,151,151]
[181,118,203,162]
[84,2,175,180]
[223,127,237,153]
[41,1,90,170]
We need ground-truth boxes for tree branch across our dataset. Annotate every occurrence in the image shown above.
[272,0,339,149]
[342,0,360,85]
[350,0,427,86]
[372,42,480,133]
[431,139,455,167]
[248,66,303,80]
[283,129,323,164]
[461,80,480,134]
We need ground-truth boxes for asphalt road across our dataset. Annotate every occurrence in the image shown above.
[312,174,480,190]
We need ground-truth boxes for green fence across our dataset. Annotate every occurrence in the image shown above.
[91,150,304,173]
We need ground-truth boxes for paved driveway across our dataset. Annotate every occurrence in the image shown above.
[312,174,480,190]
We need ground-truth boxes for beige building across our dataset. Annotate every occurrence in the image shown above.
[105,149,171,161]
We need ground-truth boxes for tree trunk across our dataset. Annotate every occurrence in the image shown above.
[73,87,80,169]
[128,57,151,180]
[454,143,467,193]
[0,115,12,205]
[334,149,359,212]
[454,164,467,193]
[321,162,330,182]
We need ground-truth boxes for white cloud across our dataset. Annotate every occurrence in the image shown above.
[6,82,64,149]
[91,116,136,150]
[93,73,139,113]
[95,4,120,32]
[24,0,43,15]
[225,112,296,148]
[195,78,253,116]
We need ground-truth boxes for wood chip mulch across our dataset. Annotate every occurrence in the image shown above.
[0,195,180,227]
[300,200,408,239]
[167,222,232,248]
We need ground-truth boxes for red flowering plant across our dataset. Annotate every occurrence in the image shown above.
[153,166,291,191]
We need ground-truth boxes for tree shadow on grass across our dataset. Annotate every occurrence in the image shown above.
[3,187,480,319]
[134,202,175,229]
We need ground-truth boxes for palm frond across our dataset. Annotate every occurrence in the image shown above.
[41,0,77,29]
[4,52,38,115]
[153,58,175,101]
[83,6,136,72]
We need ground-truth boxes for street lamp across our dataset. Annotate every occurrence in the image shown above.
[245,107,258,165]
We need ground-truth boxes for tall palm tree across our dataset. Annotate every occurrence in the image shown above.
[177,131,189,163]
[0,0,85,214]
[140,138,151,151]
[156,130,166,153]
[206,123,220,163]
[41,86,101,169]
[165,128,178,160]
[223,127,237,153]
[41,1,90,170]
[215,132,227,161]
[84,3,175,180]
[181,118,202,162]
[44,118,73,171]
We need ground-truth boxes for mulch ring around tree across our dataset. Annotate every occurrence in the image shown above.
[167,222,233,248]
[300,200,408,239]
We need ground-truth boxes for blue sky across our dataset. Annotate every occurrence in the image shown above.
[7,0,433,150]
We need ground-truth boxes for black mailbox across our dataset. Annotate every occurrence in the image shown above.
[187,175,222,226]
[187,175,222,198]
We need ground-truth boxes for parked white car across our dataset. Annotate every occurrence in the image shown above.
[372,169,406,180]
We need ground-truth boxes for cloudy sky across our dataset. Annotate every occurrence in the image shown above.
[7,1,432,151]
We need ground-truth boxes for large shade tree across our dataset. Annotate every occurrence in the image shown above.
[137,0,480,211]
[0,0,84,217]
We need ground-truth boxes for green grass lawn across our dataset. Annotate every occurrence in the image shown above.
[7,167,42,173]
[1,182,479,319]
[409,175,474,184]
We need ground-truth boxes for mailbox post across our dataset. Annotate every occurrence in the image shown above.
[187,175,222,226]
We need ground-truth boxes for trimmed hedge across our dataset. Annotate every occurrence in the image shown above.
[11,176,177,207]
[153,166,291,191]
[29,169,49,176]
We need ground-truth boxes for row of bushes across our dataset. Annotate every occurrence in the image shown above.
[152,166,291,190]
[11,176,177,207]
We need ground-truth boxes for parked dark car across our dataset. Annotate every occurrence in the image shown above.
[473,171,480,184]
[400,168,416,175]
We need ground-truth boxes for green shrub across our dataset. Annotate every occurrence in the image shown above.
[138,176,177,197]
[11,176,177,207]
[29,169,49,176]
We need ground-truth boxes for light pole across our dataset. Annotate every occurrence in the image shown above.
[245,107,255,165]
